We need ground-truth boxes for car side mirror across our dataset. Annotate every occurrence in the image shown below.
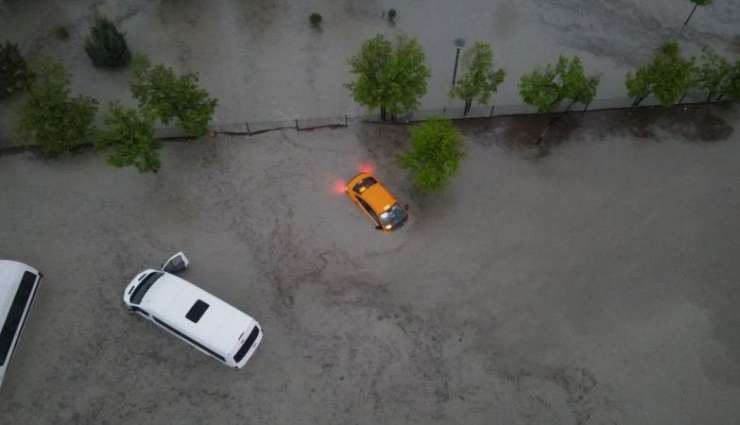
[161,251,190,274]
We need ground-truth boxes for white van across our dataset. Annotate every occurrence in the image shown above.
[0,260,41,388]
[123,269,262,368]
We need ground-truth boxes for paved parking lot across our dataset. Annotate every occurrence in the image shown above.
[1,108,739,424]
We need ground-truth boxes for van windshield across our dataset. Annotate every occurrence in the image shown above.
[130,272,163,305]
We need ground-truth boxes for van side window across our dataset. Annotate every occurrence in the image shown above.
[152,317,225,362]
[0,272,38,366]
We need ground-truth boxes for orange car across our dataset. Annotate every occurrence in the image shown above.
[345,172,408,231]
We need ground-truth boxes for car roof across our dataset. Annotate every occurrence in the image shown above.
[140,272,256,356]
[350,173,397,213]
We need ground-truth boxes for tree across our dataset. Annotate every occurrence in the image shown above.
[17,60,97,156]
[449,42,506,116]
[519,56,599,145]
[399,118,465,193]
[0,41,33,99]
[519,55,600,113]
[96,102,161,173]
[84,17,131,69]
[625,41,694,107]
[683,0,712,28]
[694,46,737,102]
[130,55,217,137]
[346,34,430,121]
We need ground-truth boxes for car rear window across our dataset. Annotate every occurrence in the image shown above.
[233,326,260,363]
[0,271,38,366]
[130,272,163,305]
[353,176,377,194]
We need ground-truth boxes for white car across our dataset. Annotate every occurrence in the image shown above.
[123,261,262,368]
[0,260,41,388]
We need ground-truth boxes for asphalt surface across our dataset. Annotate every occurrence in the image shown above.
[1,107,739,424]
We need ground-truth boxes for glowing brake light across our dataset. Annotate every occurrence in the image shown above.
[359,163,375,174]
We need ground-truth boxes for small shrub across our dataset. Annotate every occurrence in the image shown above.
[84,17,131,69]
[310,13,322,28]
[0,41,33,99]
[387,9,397,22]
[53,25,70,41]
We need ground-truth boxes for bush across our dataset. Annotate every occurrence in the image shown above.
[17,60,98,156]
[84,17,131,69]
[96,102,161,173]
[130,55,217,137]
[310,13,322,28]
[0,41,33,99]
[400,118,465,193]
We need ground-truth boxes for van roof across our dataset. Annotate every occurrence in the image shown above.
[0,260,37,320]
[140,272,256,356]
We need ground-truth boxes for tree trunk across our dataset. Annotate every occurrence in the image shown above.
[716,94,724,102]
[535,99,576,145]
[678,93,687,104]
[380,106,386,122]
[683,4,698,28]
[632,95,647,107]
[463,100,472,116]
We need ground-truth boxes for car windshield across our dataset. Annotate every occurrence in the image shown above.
[379,203,407,228]
[130,272,163,305]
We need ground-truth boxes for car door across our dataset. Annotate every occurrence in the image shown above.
[356,197,381,228]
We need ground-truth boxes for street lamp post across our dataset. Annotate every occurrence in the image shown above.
[452,38,466,86]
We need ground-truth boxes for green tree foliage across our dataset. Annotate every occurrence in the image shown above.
[449,42,506,115]
[683,0,712,27]
[130,55,217,137]
[694,46,739,102]
[310,13,322,28]
[346,34,430,121]
[518,55,600,113]
[84,17,131,69]
[726,62,740,101]
[399,118,465,193]
[625,41,694,107]
[96,102,161,173]
[0,41,33,99]
[17,60,97,156]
